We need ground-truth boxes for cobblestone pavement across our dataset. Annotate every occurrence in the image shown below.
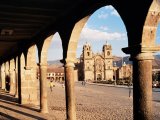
[48,82,160,120]
[0,82,160,120]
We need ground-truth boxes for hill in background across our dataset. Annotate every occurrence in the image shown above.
[48,55,160,69]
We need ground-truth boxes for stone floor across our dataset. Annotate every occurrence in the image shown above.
[0,82,160,120]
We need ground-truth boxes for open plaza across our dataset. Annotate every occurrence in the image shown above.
[0,82,160,120]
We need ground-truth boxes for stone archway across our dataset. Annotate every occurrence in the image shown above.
[61,4,129,120]
[142,0,160,48]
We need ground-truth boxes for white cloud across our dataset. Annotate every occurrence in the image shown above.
[104,5,120,17]
[99,26,109,31]
[111,9,120,17]
[98,11,108,19]
[80,27,127,41]
[105,5,114,10]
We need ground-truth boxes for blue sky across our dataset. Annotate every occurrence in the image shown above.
[47,5,160,61]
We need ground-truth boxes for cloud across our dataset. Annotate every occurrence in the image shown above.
[80,27,127,41]
[111,9,120,17]
[99,26,109,31]
[97,5,120,20]
[105,5,114,10]
[104,5,120,17]
[98,11,108,19]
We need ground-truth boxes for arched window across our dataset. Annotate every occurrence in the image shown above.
[87,52,90,56]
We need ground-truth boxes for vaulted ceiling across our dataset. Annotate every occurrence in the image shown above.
[0,0,154,62]
[0,0,90,60]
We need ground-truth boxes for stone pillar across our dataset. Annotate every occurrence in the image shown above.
[15,68,18,98]
[1,64,6,90]
[9,69,16,95]
[131,53,153,120]
[14,57,18,98]
[39,63,48,113]
[65,60,76,120]
[22,66,38,105]
[0,65,2,88]
[5,62,10,92]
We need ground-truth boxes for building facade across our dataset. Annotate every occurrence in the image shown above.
[116,63,133,80]
[78,42,113,81]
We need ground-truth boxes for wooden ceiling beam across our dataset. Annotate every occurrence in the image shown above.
[0,11,55,19]
[0,0,72,10]
[0,17,53,24]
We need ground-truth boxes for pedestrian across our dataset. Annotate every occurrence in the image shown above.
[84,81,86,86]
[82,81,84,85]
[128,82,132,98]
[82,81,86,86]
[49,80,54,92]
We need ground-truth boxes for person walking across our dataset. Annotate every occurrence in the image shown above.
[82,81,86,86]
[128,81,132,98]
[49,80,54,92]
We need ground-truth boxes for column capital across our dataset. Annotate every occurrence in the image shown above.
[39,63,47,67]
[131,52,154,61]
[122,45,160,55]
[24,66,32,70]
[65,59,75,67]
[9,69,16,72]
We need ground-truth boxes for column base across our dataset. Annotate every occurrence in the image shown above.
[40,108,48,114]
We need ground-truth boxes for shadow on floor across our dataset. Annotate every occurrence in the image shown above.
[0,104,47,120]
[0,93,18,103]
[0,112,19,120]
[0,90,46,120]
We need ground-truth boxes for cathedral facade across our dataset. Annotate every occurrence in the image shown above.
[79,42,113,81]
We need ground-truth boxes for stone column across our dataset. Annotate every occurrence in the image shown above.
[1,64,6,90]
[5,62,10,92]
[65,60,76,120]
[131,53,153,120]
[9,69,16,95]
[15,68,18,98]
[39,63,48,113]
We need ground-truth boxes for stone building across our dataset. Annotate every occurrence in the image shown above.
[46,65,78,82]
[47,66,65,82]
[116,63,132,80]
[77,42,113,81]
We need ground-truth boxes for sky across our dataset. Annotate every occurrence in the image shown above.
[47,5,160,61]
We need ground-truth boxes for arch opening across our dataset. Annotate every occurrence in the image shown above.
[75,5,130,84]
[44,32,66,118]
[153,23,160,88]
[156,23,160,45]
[71,5,132,120]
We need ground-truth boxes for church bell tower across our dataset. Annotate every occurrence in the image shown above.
[103,42,113,80]
[82,42,94,81]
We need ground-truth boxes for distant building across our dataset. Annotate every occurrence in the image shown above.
[76,42,113,81]
[47,66,65,81]
[46,65,78,82]
[116,63,132,80]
